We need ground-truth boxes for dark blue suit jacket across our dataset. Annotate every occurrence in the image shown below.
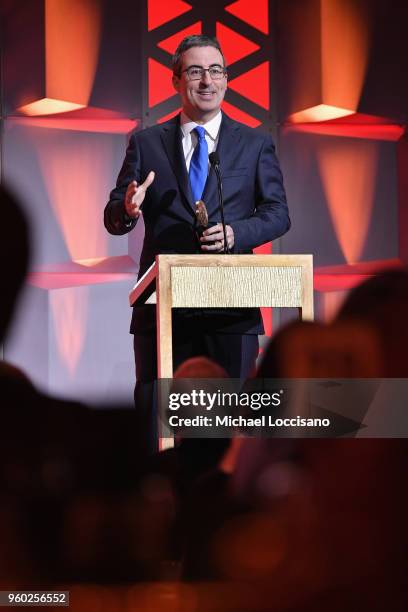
[104,113,290,335]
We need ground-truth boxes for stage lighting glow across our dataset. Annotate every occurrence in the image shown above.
[45,0,101,106]
[33,131,114,261]
[321,0,370,113]
[17,98,86,116]
[317,140,379,264]
[286,0,370,123]
[284,121,404,142]
[288,104,354,124]
[50,286,89,376]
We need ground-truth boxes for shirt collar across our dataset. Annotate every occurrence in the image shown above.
[180,111,222,141]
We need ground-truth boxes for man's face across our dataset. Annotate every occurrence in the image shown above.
[173,45,227,123]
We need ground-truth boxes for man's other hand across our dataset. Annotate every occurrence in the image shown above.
[200,223,234,252]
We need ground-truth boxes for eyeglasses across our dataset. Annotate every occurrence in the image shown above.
[181,65,227,81]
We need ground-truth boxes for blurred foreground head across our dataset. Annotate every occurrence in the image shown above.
[257,319,381,378]
[258,268,408,379]
[0,184,30,343]
[336,267,408,376]
[173,356,228,379]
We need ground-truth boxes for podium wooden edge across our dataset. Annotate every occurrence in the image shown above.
[129,261,157,307]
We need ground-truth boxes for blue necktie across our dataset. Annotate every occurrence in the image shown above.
[189,126,208,203]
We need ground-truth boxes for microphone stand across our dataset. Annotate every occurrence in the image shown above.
[209,153,229,254]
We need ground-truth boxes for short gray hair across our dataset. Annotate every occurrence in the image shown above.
[172,35,226,76]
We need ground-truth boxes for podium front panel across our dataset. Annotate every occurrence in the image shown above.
[170,265,303,308]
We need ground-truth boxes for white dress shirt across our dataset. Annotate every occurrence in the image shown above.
[180,111,222,172]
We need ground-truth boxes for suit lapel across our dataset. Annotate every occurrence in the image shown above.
[160,116,195,217]
[202,113,242,216]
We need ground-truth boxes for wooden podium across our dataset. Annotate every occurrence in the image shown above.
[129,254,314,378]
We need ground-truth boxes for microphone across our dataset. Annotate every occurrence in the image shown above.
[209,152,229,254]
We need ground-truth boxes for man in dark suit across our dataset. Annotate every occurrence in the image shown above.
[104,35,289,427]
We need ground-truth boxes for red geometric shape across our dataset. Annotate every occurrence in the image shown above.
[225,0,269,35]
[261,307,272,336]
[313,260,403,292]
[11,115,138,135]
[148,58,176,107]
[228,61,270,109]
[157,22,202,55]
[327,113,400,125]
[254,242,272,255]
[222,100,261,127]
[315,259,403,277]
[157,107,182,124]
[148,0,192,31]
[314,274,374,292]
[216,22,260,65]
[12,106,138,134]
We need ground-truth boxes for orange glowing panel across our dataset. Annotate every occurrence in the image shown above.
[148,59,176,107]
[222,101,261,127]
[157,22,202,55]
[45,0,101,106]
[216,22,260,66]
[284,0,370,123]
[320,0,370,112]
[228,61,269,109]
[317,140,379,264]
[33,133,115,261]
[287,104,354,123]
[225,0,269,35]
[320,291,348,322]
[17,98,86,116]
[50,287,89,376]
[148,0,192,31]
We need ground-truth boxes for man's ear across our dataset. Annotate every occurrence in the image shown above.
[172,74,180,93]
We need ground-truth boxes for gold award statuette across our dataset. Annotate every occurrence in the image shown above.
[195,199,208,228]
[195,199,217,250]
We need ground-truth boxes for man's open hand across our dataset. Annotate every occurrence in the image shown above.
[124,171,155,218]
